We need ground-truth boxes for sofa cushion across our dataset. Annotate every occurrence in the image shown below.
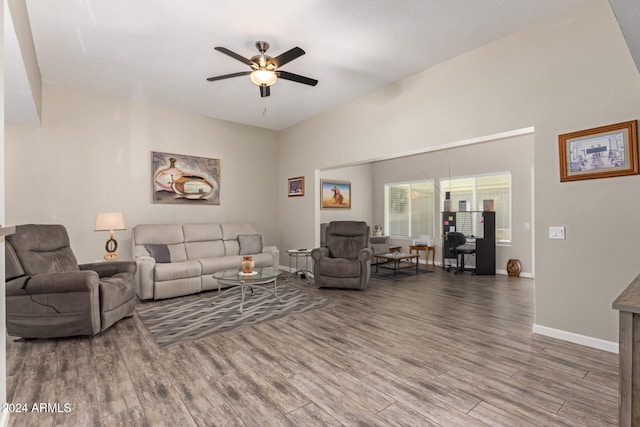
[221,223,257,240]
[238,234,263,255]
[185,240,225,260]
[154,260,201,282]
[144,244,171,263]
[158,243,188,263]
[133,224,184,245]
[183,223,223,242]
[326,221,369,259]
[199,256,244,275]
[224,240,240,256]
[8,224,80,275]
[200,252,274,275]
[133,224,188,261]
[317,257,361,278]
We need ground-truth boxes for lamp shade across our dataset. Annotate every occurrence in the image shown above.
[95,212,126,231]
[250,70,277,87]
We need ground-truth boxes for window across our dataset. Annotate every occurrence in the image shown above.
[384,180,435,239]
[440,173,512,242]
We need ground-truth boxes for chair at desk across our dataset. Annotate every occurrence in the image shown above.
[446,232,476,274]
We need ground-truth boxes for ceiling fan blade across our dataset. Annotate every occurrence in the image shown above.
[277,71,318,86]
[206,71,251,82]
[269,47,305,68]
[214,47,254,66]
[260,85,271,98]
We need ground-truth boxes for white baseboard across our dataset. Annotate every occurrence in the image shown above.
[495,268,533,278]
[434,263,533,278]
[532,324,618,354]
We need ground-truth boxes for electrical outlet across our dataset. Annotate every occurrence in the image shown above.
[549,226,565,240]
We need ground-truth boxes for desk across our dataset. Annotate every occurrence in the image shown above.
[613,274,640,426]
[409,245,435,267]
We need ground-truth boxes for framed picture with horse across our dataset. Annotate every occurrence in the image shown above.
[320,180,351,209]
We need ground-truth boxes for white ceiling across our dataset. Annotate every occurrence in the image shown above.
[4,0,606,130]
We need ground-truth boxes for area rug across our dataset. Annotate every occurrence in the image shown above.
[136,285,329,347]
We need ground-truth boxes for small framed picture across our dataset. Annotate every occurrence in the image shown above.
[558,120,638,182]
[287,176,305,197]
[320,180,351,209]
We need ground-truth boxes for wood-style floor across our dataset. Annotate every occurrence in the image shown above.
[6,267,618,426]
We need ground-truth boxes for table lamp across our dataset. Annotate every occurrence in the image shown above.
[95,212,126,260]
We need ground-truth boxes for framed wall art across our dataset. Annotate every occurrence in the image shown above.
[320,180,351,209]
[558,120,638,182]
[152,151,221,205]
[288,176,305,197]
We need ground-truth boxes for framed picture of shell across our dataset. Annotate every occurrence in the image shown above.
[152,151,220,205]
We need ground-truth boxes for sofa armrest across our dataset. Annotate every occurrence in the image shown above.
[6,270,99,296]
[5,271,102,337]
[359,247,373,262]
[134,256,156,300]
[80,260,137,278]
[262,245,279,268]
[311,247,329,261]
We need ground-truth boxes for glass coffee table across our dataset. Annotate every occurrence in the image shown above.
[213,267,282,313]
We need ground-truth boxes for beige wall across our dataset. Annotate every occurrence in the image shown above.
[371,133,534,275]
[5,84,280,263]
[279,0,640,345]
[319,164,374,227]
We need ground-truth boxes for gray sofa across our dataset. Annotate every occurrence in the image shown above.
[132,223,279,300]
[5,224,136,338]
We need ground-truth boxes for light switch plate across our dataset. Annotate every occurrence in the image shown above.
[549,226,565,239]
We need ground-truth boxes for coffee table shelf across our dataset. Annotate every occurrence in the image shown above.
[374,253,420,275]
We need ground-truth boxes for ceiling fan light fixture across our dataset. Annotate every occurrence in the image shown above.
[250,69,277,87]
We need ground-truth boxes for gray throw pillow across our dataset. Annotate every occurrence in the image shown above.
[144,244,171,263]
[238,234,263,255]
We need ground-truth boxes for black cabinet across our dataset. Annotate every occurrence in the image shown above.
[442,211,495,275]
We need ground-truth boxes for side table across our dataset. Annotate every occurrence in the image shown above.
[409,245,436,268]
[287,249,312,282]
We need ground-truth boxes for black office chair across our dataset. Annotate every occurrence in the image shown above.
[446,232,476,274]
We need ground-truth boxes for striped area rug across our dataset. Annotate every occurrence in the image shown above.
[136,285,329,347]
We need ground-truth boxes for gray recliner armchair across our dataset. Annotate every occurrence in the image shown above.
[5,224,136,338]
[311,221,372,289]
[369,235,390,265]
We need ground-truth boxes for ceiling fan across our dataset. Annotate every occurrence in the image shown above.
[207,41,318,98]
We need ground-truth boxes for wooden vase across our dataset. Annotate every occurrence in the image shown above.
[507,259,522,277]
[241,256,254,274]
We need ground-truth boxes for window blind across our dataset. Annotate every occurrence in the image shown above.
[385,181,435,239]
[440,173,512,242]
